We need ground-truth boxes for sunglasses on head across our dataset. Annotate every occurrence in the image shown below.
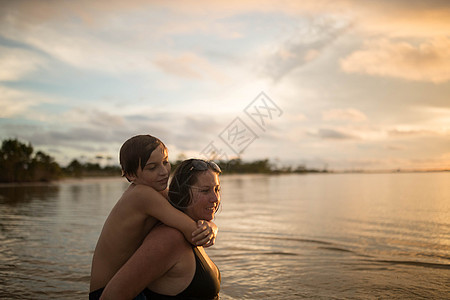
[188,159,222,174]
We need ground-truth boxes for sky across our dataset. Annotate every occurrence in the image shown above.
[1,0,450,171]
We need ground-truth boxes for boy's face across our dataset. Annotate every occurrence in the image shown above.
[132,145,171,191]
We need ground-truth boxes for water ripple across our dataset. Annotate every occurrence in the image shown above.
[367,259,450,270]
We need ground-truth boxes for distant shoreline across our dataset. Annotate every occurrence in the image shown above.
[1,169,449,186]
[0,176,123,187]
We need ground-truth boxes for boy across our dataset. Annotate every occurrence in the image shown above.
[90,135,217,299]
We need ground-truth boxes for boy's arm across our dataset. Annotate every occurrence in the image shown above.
[134,185,217,246]
[134,185,197,244]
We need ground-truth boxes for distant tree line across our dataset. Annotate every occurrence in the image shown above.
[171,158,327,174]
[0,139,60,182]
[64,159,121,178]
[0,139,121,183]
[168,158,276,174]
[0,138,327,183]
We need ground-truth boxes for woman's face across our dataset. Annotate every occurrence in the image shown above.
[133,144,171,191]
[186,170,221,221]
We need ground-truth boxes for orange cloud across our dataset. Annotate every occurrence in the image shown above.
[322,108,367,122]
[350,1,450,38]
[153,53,228,82]
[340,37,450,83]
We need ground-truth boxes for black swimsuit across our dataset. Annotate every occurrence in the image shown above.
[144,247,221,300]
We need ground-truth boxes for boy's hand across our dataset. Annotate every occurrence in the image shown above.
[192,220,218,247]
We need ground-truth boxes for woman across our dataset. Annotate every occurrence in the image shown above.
[100,159,222,299]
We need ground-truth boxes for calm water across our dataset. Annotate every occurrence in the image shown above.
[0,173,449,299]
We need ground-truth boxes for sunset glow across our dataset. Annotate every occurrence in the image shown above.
[1,0,449,171]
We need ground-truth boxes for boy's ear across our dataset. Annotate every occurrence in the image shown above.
[122,171,136,182]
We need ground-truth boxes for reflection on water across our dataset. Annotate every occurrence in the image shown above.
[0,178,130,299]
[0,174,449,299]
[0,184,59,205]
[214,173,450,299]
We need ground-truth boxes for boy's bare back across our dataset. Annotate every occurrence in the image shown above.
[90,184,162,291]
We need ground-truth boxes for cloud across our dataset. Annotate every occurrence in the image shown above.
[15,27,155,74]
[1,15,230,80]
[2,119,172,161]
[322,108,367,122]
[62,108,126,127]
[340,37,450,83]
[183,115,223,133]
[0,46,45,81]
[1,6,158,75]
[153,53,227,82]
[3,0,447,81]
[2,0,449,39]
[419,106,450,131]
[0,1,336,27]
[0,86,56,118]
[0,0,153,27]
[154,54,203,79]
[0,87,34,117]
[263,16,351,80]
[349,0,450,38]
[387,128,435,137]
[314,128,359,140]
[1,103,224,163]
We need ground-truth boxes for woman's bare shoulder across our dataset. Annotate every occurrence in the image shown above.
[142,223,191,253]
[137,224,191,264]
[146,224,188,246]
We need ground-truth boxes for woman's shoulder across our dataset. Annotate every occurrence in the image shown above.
[145,224,190,248]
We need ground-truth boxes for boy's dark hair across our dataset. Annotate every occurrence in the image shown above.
[119,135,166,180]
